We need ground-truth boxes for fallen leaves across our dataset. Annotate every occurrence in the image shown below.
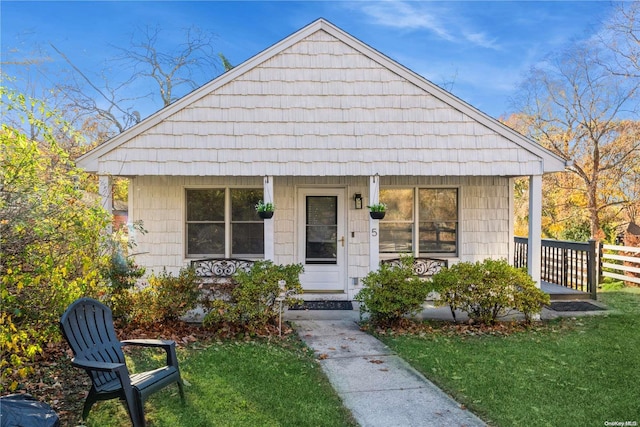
[15,320,269,426]
[361,318,548,338]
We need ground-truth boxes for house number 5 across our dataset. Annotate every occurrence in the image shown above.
[371,228,378,237]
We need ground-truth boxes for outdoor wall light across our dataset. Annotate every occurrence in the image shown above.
[354,193,363,209]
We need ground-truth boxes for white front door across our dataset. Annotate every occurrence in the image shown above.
[297,188,346,292]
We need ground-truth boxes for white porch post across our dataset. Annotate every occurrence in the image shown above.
[508,178,515,266]
[99,175,113,234]
[263,176,275,261]
[369,175,380,272]
[528,175,542,287]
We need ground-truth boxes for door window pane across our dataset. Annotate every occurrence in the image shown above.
[306,196,337,264]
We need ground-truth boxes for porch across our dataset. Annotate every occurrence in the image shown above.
[541,281,592,301]
[514,237,598,300]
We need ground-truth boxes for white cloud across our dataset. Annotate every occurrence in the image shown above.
[463,31,501,51]
[359,1,454,41]
[354,0,502,50]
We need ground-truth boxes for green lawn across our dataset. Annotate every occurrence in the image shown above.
[84,338,356,427]
[377,288,640,426]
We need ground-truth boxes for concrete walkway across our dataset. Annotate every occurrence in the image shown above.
[284,308,486,427]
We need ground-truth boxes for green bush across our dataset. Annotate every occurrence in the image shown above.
[600,277,625,291]
[354,256,433,326]
[430,258,550,324]
[203,261,303,333]
[131,266,201,325]
[101,223,146,320]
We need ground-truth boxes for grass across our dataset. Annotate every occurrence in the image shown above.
[377,288,640,426]
[84,337,356,427]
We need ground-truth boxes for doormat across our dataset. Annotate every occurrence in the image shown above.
[548,301,606,312]
[289,300,353,310]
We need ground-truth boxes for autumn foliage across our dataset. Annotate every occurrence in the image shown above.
[1,88,110,392]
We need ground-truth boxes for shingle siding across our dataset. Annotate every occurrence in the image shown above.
[132,175,509,276]
[97,29,544,178]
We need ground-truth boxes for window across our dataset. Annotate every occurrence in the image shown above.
[186,188,264,257]
[305,196,338,264]
[379,188,458,255]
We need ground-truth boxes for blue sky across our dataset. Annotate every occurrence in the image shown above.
[2,1,612,119]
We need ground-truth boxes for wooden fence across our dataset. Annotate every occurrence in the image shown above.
[601,244,640,286]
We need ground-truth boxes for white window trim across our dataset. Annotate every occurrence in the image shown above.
[184,186,264,259]
[380,186,459,258]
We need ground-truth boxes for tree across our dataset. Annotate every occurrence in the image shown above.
[0,87,110,391]
[512,36,639,239]
[52,25,222,138]
[3,25,224,145]
[598,2,640,79]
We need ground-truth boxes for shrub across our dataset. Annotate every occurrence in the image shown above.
[101,222,146,320]
[354,256,433,326]
[1,89,110,392]
[203,261,303,333]
[431,258,550,324]
[131,266,201,325]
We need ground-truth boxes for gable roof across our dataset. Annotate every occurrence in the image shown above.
[77,18,568,177]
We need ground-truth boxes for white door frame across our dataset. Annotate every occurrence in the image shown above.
[296,187,347,293]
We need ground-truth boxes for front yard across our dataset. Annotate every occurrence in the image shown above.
[377,288,640,426]
[21,287,640,426]
[59,334,356,426]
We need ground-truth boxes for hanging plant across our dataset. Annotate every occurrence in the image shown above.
[367,203,386,219]
[255,200,275,219]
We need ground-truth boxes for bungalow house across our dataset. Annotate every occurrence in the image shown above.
[77,19,567,300]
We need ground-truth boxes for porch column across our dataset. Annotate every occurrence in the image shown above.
[369,175,380,272]
[528,175,542,287]
[263,176,275,261]
[508,178,515,266]
[99,175,113,234]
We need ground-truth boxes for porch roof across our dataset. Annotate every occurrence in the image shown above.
[77,19,569,178]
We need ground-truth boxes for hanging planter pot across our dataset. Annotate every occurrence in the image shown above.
[369,211,385,220]
[255,200,275,219]
[258,210,274,219]
[367,203,386,220]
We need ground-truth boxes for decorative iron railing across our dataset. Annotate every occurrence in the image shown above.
[381,257,449,277]
[190,258,256,279]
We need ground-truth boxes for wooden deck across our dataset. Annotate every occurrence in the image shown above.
[541,281,592,301]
